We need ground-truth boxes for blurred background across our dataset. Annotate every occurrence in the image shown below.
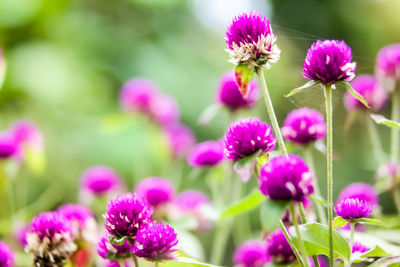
[0,0,399,264]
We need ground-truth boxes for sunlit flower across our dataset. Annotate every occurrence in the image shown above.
[266,229,296,264]
[335,198,371,221]
[134,177,175,208]
[0,241,14,267]
[233,240,269,267]
[188,140,224,167]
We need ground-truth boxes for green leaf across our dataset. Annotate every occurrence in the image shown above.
[368,256,400,267]
[256,154,269,168]
[340,81,371,109]
[176,231,205,260]
[234,151,261,182]
[285,80,317,97]
[361,245,391,258]
[220,189,266,220]
[108,235,127,246]
[174,257,220,266]
[333,217,348,228]
[356,218,388,227]
[309,195,326,207]
[352,231,400,256]
[371,114,400,130]
[161,253,220,267]
[234,64,255,98]
[289,223,351,262]
[260,198,289,231]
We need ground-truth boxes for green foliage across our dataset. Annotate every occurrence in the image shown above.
[260,198,289,231]
[371,114,400,130]
[220,189,266,220]
[339,81,371,109]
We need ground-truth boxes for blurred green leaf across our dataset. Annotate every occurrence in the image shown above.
[25,146,46,176]
[371,114,400,130]
[361,245,391,258]
[234,151,261,182]
[285,80,317,97]
[176,231,206,260]
[100,113,134,134]
[368,256,400,267]
[260,198,289,231]
[357,218,388,227]
[220,189,266,220]
[333,216,348,228]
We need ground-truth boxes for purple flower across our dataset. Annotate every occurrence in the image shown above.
[344,75,387,111]
[25,212,77,267]
[0,132,16,159]
[14,224,29,247]
[81,166,120,196]
[375,44,400,81]
[188,140,224,167]
[352,242,369,254]
[224,118,276,161]
[335,198,372,221]
[303,40,356,84]
[0,241,14,267]
[282,108,326,145]
[233,240,269,267]
[337,183,378,209]
[132,221,178,262]
[97,234,132,260]
[216,71,259,111]
[149,94,180,126]
[104,193,153,240]
[377,162,399,182]
[10,120,44,162]
[134,177,175,208]
[104,260,130,267]
[259,154,314,201]
[163,123,196,159]
[226,11,280,67]
[266,229,296,264]
[119,78,160,113]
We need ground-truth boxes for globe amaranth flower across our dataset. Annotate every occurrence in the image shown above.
[266,229,296,264]
[352,242,369,254]
[134,177,175,208]
[25,212,77,267]
[10,120,44,162]
[149,94,180,126]
[335,198,372,221]
[132,221,178,261]
[344,75,387,111]
[119,78,160,113]
[14,224,29,247]
[337,183,378,209]
[259,154,314,201]
[104,193,153,240]
[81,166,120,196]
[226,11,280,68]
[303,40,356,84]
[233,240,269,267]
[163,123,195,159]
[282,108,326,145]
[216,71,259,111]
[375,44,400,81]
[224,118,276,161]
[188,140,224,167]
[0,241,14,267]
[97,234,132,260]
[0,132,16,159]
[377,162,399,181]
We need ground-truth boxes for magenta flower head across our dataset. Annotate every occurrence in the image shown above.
[282,108,326,145]
[134,177,175,208]
[335,198,372,221]
[132,221,178,262]
[0,241,14,267]
[266,229,296,264]
[224,118,276,161]
[14,224,29,247]
[375,44,400,82]
[25,212,77,267]
[97,234,132,260]
[226,11,280,68]
[104,193,153,241]
[163,123,195,159]
[233,240,269,267]
[119,78,160,113]
[188,140,224,167]
[352,242,369,254]
[81,166,120,196]
[303,40,356,84]
[216,71,259,111]
[0,132,16,159]
[344,75,387,111]
[337,183,379,209]
[10,120,44,161]
[259,154,314,201]
[149,94,180,126]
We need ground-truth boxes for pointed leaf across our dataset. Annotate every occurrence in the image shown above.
[234,64,255,98]
[371,114,400,130]
[234,151,261,182]
[340,81,371,109]
[333,216,348,228]
[361,245,391,258]
[368,256,400,267]
[285,80,317,97]
[220,189,266,220]
[260,198,289,231]
[198,104,223,126]
[356,218,388,227]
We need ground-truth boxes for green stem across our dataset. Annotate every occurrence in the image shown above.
[232,179,251,245]
[256,68,288,156]
[324,84,334,267]
[391,186,400,215]
[366,113,384,163]
[303,147,327,224]
[298,202,320,267]
[133,255,140,267]
[391,90,400,163]
[210,220,232,265]
[349,222,355,254]
[155,262,159,267]
[290,202,310,267]
[279,220,305,267]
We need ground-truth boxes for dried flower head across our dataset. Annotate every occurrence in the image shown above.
[188,140,224,167]
[96,234,132,260]
[0,241,15,267]
[233,240,269,267]
[337,183,378,209]
[266,229,296,264]
[134,177,175,208]
[335,198,372,221]
[81,166,120,196]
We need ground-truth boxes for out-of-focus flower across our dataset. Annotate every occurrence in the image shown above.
[225,11,280,68]
[344,75,387,111]
[224,118,276,161]
[0,241,14,267]
[163,123,195,159]
[119,78,160,113]
[282,108,326,145]
[97,234,132,260]
[14,224,29,247]
[9,120,44,162]
[337,183,379,209]
[149,94,180,126]
[259,154,314,201]
[266,229,296,264]
[188,140,224,167]
[233,240,269,267]
[352,242,369,254]
[81,166,120,196]
[377,162,399,181]
[25,212,77,267]
[375,44,400,82]
[0,133,16,159]
[335,198,371,221]
[134,177,175,208]
[104,193,152,240]
[303,40,356,84]
[132,221,178,262]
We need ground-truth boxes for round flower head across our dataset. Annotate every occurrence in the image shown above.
[303,40,356,84]
[97,234,132,260]
[282,108,326,145]
[25,212,77,267]
[226,11,280,67]
[344,75,387,111]
[188,140,224,167]
[132,221,178,261]
[119,78,160,113]
[335,198,372,221]
[233,240,269,267]
[224,118,276,161]
[10,120,44,161]
[216,71,259,111]
[104,193,153,240]
[81,166,120,196]
[134,177,175,208]
[149,94,180,126]
[352,242,369,254]
[259,154,314,201]
[337,183,378,209]
[375,44,400,81]
[0,132,16,159]
[266,229,296,264]
[0,241,14,267]
[163,123,195,159]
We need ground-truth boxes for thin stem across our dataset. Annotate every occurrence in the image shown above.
[391,186,400,215]
[290,202,310,267]
[298,202,320,267]
[256,68,288,156]
[279,220,305,267]
[366,113,384,163]
[133,255,140,267]
[349,222,355,254]
[210,220,232,265]
[391,90,400,163]
[155,262,159,267]
[324,84,334,267]
[232,178,251,245]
